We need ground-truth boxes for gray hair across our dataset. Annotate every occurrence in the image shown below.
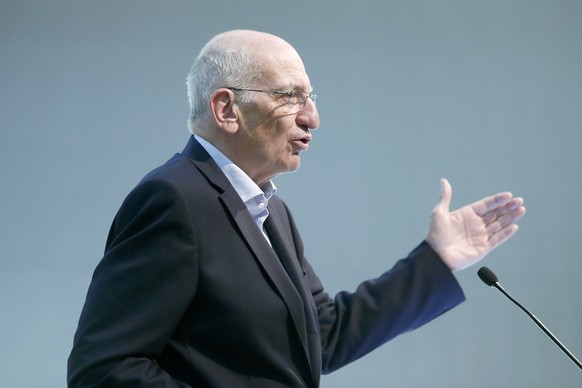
[186,40,263,132]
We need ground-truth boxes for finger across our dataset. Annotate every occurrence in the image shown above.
[486,213,516,235]
[435,178,452,213]
[488,223,519,247]
[486,205,526,235]
[471,192,514,217]
[481,197,525,225]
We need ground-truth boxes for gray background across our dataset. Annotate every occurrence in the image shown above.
[2,1,581,387]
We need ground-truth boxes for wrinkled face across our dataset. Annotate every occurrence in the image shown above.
[234,45,320,186]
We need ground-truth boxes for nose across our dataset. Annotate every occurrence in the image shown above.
[297,98,320,130]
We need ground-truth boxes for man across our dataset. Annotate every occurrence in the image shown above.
[68,30,526,387]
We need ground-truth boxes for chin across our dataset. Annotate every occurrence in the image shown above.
[271,154,303,178]
[276,163,301,179]
[288,156,302,172]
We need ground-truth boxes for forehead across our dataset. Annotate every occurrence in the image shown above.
[258,47,313,91]
[264,70,314,93]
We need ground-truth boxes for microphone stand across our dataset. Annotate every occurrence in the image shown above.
[491,281,582,371]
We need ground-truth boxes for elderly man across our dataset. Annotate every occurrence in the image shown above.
[68,30,525,387]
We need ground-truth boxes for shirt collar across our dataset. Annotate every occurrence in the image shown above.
[194,135,277,204]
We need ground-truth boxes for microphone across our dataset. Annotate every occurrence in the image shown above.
[477,266,582,371]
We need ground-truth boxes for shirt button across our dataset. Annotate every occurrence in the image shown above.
[258,203,265,209]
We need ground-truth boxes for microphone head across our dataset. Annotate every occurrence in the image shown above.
[478,266,498,287]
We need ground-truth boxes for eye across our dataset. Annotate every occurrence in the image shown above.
[289,90,308,105]
[287,91,301,105]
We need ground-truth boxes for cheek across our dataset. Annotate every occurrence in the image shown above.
[266,137,291,160]
[255,117,295,156]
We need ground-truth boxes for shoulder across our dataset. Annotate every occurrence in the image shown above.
[113,153,215,224]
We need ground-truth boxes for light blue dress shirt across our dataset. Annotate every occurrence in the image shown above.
[194,135,277,241]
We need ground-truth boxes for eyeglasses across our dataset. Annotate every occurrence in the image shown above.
[228,87,317,106]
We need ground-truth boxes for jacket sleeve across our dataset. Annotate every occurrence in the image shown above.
[306,241,465,373]
[67,179,198,387]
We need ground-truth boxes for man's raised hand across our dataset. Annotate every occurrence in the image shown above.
[426,179,526,271]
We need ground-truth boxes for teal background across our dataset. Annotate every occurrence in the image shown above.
[2,1,581,386]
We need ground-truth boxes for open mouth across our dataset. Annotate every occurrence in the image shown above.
[291,137,310,151]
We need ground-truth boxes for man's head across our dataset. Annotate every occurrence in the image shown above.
[186,30,320,186]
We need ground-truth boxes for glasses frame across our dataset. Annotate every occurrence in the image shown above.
[227,87,317,106]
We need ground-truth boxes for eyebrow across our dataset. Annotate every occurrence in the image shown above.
[280,85,314,94]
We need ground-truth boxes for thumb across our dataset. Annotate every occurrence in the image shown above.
[436,178,452,213]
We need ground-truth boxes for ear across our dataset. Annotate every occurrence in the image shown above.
[210,88,239,134]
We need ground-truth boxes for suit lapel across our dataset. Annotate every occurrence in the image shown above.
[182,136,314,371]
[219,187,309,345]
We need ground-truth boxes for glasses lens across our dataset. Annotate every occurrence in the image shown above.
[309,93,317,105]
[290,90,315,106]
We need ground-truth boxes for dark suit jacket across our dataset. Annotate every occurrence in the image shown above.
[68,136,465,387]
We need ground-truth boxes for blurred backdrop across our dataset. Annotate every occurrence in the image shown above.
[1,1,581,386]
